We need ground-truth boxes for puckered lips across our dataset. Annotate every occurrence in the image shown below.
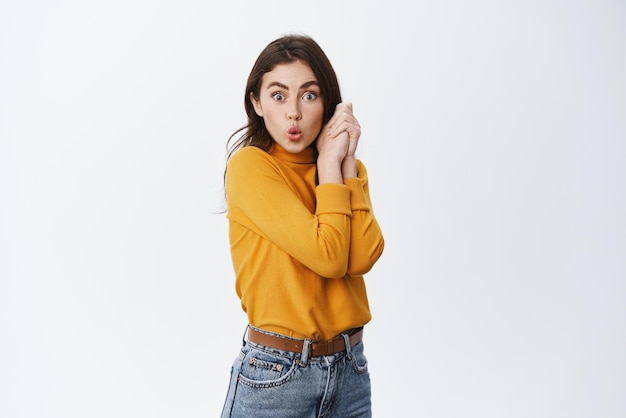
[287,125,302,142]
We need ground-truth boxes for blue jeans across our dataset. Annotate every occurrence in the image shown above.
[221,326,372,418]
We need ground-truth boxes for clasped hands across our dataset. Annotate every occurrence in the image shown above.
[316,102,360,181]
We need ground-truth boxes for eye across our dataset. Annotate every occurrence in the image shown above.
[271,92,285,101]
[303,92,318,101]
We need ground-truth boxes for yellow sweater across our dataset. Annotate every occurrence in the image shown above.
[226,143,384,340]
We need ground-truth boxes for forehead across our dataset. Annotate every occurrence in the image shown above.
[262,60,318,87]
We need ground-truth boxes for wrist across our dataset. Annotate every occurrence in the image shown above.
[317,155,344,184]
[341,156,357,179]
[317,152,345,167]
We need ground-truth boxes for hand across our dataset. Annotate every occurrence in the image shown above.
[316,122,349,164]
[326,102,361,158]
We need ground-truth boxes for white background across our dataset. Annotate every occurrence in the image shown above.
[1,1,625,417]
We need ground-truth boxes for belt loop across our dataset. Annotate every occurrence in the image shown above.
[300,339,312,367]
[342,333,352,359]
[242,324,250,347]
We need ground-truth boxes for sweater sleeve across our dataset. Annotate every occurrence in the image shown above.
[226,148,352,279]
[343,160,385,276]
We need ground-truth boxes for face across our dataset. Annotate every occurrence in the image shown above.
[251,60,324,154]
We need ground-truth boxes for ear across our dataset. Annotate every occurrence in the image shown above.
[250,92,263,117]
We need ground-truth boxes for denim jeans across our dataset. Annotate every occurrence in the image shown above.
[221,326,372,418]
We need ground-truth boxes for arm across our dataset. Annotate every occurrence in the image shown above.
[345,161,385,276]
[323,103,384,275]
[227,148,352,278]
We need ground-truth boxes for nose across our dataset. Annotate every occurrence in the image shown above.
[287,103,301,120]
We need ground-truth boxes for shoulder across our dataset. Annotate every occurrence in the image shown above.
[228,146,271,166]
[226,146,282,191]
[227,146,277,175]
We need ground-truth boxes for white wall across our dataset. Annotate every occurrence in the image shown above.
[1,1,624,417]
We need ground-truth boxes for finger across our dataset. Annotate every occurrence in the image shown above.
[328,114,359,137]
[335,104,354,122]
[328,121,361,140]
[328,102,354,127]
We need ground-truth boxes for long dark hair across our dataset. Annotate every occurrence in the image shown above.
[225,34,343,162]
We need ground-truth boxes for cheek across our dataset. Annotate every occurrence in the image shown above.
[317,108,326,128]
[312,104,325,124]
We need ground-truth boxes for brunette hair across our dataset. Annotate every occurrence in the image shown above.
[225,34,343,161]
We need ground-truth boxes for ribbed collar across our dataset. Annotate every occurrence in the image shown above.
[269,143,316,164]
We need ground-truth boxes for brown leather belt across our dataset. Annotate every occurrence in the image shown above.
[247,327,363,357]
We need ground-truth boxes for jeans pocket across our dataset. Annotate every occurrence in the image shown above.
[237,348,297,388]
[350,342,369,374]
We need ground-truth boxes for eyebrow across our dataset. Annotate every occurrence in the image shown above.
[266,80,319,90]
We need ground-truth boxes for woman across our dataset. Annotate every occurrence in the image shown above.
[221,34,384,418]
